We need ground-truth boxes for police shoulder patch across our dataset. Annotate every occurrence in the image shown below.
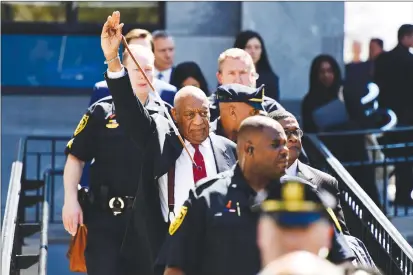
[169,206,188,235]
[74,114,89,136]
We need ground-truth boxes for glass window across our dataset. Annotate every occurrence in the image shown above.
[1,1,66,22]
[76,2,160,24]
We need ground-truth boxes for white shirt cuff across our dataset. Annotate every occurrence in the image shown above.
[106,66,126,79]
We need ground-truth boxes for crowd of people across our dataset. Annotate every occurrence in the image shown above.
[62,10,413,275]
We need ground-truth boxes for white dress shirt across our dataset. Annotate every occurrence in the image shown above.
[158,139,217,222]
[284,159,298,177]
[154,67,173,83]
[107,66,216,222]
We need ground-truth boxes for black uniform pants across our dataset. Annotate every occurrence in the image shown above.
[84,207,137,275]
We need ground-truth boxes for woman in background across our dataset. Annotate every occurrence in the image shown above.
[234,30,280,101]
[301,54,380,206]
[170,61,210,96]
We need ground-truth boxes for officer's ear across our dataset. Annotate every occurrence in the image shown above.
[216,71,223,85]
[171,107,178,123]
[229,105,237,121]
[243,140,254,156]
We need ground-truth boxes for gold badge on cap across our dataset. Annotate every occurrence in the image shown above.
[282,182,304,202]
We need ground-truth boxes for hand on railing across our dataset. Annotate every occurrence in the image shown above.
[62,199,83,236]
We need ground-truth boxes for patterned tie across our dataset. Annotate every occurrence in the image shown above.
[192,144,207,184]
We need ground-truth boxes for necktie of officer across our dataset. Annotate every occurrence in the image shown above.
[192,144,207,184]
[157,72,163,80]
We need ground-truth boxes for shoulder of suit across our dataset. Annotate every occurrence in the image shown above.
[263,96,285,112]
[302,163,337,183]
[210,132,236,148]
[194,169,234,197]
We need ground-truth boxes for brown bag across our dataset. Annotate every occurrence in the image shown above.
[66,224,88,273]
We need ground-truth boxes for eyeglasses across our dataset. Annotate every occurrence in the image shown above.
[284,129,303,138]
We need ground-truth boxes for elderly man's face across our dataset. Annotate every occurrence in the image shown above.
[173,95,210,145]
[277,117,303,167]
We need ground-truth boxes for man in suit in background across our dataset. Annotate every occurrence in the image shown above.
[153,30,175,84]
[100,11,237,273]
[268,109,349,234]
[374,24,413,206]
[209,48,284,121]
[152,30,177,105]
[90,28,177,106]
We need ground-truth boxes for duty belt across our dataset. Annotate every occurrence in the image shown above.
[89,187,135,216]
[108,196,135,216]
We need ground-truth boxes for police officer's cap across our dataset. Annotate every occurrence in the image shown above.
[261,176,337,227]
[216,83,265,111]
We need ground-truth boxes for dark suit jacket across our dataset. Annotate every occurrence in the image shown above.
[105,70,237,274]
[374,44,413,125]
[296,161,349,235]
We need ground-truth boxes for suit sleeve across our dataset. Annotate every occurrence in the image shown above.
[329,178,350,235]
[156,189,207,274]
[64,107,101,162]
[104,70,156,151]
[328,228,356,264]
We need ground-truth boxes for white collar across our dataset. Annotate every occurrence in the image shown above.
[285,159,298,176]
[184,137,211,149]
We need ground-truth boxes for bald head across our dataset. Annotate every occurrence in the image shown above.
[174,86,209,110]
[238,116,284,142]
[171,86,210,145]
[122,44,154,66]
[237,116,288,180]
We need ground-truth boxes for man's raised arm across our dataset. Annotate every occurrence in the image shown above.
[101,11,154,150]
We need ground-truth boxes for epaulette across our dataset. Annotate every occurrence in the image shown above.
[88,96,113,112]
[194,170,232,196]
[89,100,114,119]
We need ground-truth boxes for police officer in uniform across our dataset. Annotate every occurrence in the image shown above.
[257,176,356,270]
[210,83,266,142]
[157,115,289,275]
[62,44,171,275]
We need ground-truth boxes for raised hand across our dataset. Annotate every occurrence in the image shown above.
[101,11,124,61]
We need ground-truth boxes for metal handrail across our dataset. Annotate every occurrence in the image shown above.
[315,125,413,137]
[1,161,23,275]
[307,134,413,263]
[38,201,49,275]
[1,137,50,274]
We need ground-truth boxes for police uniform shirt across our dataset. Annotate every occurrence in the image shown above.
[158,165,262,275]
[65,96,166,196]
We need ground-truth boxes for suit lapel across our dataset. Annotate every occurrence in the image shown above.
[209,133,231,173]
[297,161,314,182]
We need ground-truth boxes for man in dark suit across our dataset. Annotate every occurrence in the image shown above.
[374,24,413,205]
[268,109,349,234]
[209,48,284,121]
[100,11,237,274]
